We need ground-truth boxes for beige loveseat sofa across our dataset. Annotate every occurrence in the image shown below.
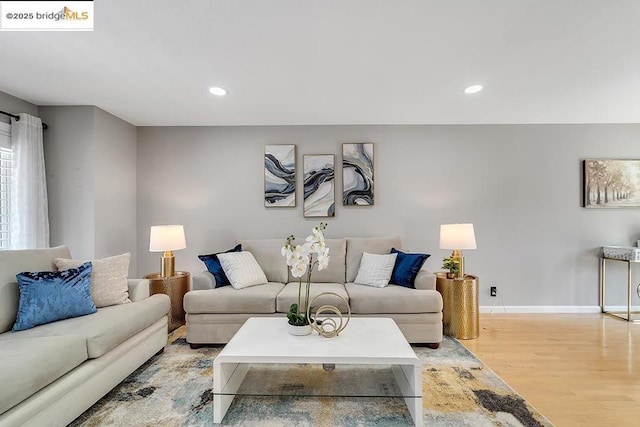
[185,237,443,346]
[0,246,170,427]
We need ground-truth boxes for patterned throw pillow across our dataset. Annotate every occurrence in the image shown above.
[217,251,268,290]
[13,262,96,332]
[197,244,242,288]
[354,252,398,288]
[55,253,131,308]
[389,248,431,288]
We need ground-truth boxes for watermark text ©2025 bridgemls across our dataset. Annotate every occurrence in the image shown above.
[0,1,93,31]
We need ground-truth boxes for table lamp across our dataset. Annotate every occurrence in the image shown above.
[440,223,477,279]
[149,225,186,277]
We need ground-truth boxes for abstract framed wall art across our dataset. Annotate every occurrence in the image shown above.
[264,144,296,207]
[303,154,335,217]
[583,159,640,208]
[343,142,374,206]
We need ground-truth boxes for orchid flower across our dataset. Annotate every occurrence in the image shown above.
[281,223,330,324]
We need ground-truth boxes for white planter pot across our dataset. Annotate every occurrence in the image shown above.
[288,323,312,336]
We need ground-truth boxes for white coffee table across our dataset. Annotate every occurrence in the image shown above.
[213,317,423,426]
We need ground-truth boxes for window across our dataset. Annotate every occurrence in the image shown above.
[0,122,11,249]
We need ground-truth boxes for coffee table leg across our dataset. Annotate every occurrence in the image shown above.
[213,361,249,423]
[392,364,423,427]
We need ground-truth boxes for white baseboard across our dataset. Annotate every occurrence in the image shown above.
[599,305,640,312]
[479,305,601,314]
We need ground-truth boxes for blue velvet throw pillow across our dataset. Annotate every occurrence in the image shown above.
[389,248,430,288]
[13,262,96,332]
[198,244,242,288]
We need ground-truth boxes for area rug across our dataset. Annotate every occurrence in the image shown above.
[70,330,552,427]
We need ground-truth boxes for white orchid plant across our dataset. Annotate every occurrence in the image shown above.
[281,222,330,326]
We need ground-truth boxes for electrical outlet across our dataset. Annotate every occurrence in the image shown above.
[490,286,497,297]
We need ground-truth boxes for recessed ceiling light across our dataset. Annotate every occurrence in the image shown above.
[464,85,483,94]
[209,87,227,96]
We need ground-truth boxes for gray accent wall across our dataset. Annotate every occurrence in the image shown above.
[137,125,640,307]
[40,106,96,259]
[2,84,637,308]
[94,108,138,271]
[40,106,137,275]
[0,90,38,124]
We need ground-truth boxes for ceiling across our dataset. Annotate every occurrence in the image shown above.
[1,0,639,126]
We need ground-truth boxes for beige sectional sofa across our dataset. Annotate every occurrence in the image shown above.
[0,246,170,427]
[185,237,443,345]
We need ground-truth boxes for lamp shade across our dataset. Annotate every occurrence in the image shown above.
[149,225,186,252]
[439,223,477,250]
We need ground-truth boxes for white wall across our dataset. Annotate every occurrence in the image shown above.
[136,124,640,307]
[40,106,138,275]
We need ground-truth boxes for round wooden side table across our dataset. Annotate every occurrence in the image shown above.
[143,271,190,332]
[436,272,479,339]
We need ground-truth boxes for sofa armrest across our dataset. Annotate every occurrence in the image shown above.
[414,269,436,291]
[128,278,150,302]
[193,271,216,290]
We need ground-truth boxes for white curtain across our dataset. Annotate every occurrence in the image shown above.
[10,113,49,249]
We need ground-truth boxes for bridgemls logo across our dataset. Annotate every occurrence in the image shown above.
[46,6,90,22]
[0,1,94,31]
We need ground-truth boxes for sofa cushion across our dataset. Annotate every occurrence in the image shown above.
[346,237,402,283]
[218,251,269,289]
[0,245,71,334]
[414,269,437,291]
[4,294,170,358]
[238,239,288,283]
[287,238,346,284]
[0,335,87,414]
[184,282,285,314]
[345,282,443,314]
[354,252,397,288]
[13,262,96,332]
[276,282,350,313]
[389,248,430,288]
[197,244,242,288]
[55,253,132,307]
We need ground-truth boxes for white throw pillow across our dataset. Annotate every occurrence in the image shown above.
[217,251,268,289]
[55,253,131,307]
[354,252,398,288]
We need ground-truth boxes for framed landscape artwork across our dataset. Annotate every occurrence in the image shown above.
[343,142,374,206]
[264,145,296,207]
[583,159,640,208]
[303,154,335,217]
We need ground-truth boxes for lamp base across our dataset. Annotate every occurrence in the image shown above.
[161,251,175,277]
[451,249,465,279]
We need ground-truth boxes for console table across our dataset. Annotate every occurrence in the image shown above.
[600,256,640,322]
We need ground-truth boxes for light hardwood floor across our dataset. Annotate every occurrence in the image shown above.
[460,314,640,427]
